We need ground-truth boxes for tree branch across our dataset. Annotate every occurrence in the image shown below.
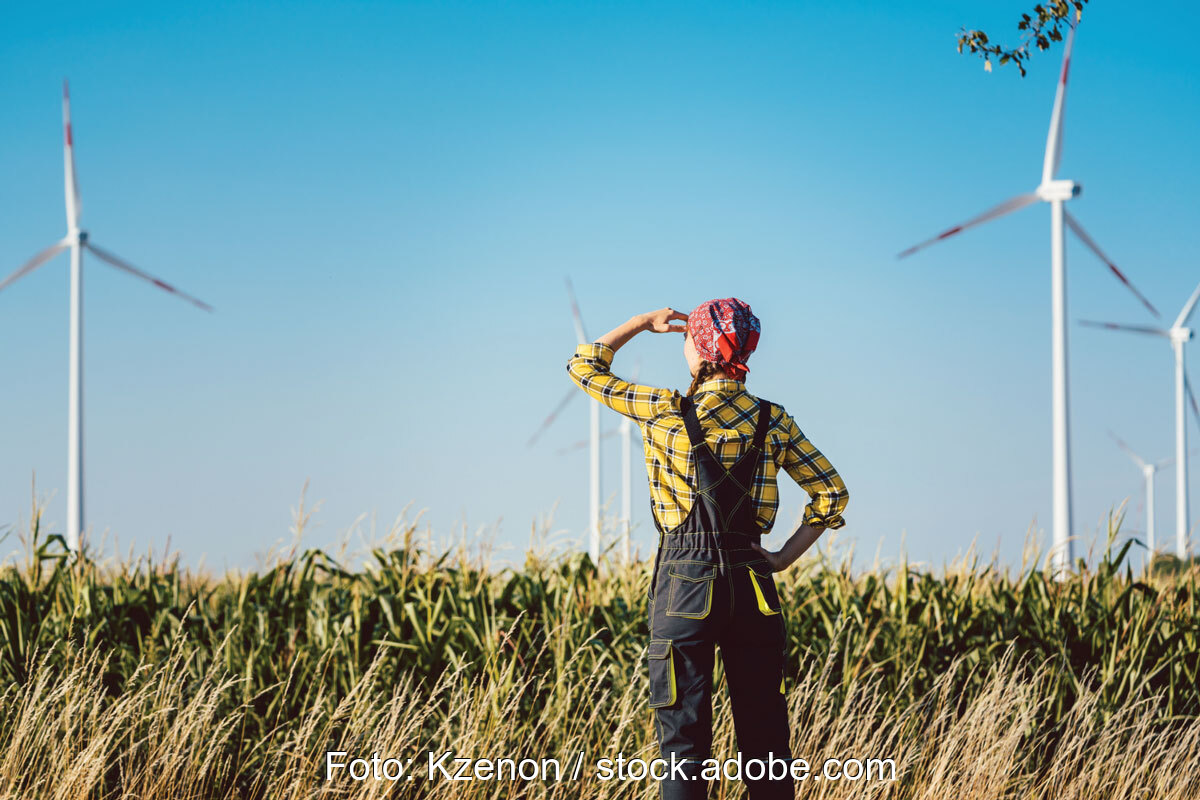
[957,1,1088,77]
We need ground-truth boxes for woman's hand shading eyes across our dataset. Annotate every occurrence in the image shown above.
[641,308,689,334]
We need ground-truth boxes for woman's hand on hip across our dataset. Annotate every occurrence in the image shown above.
[751,523,826,572]
[750,543,791,572]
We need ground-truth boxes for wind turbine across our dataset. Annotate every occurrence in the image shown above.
[0,81,211,552]
[528,279,601,560]
[1082,281,1200,559]
[897,25,1159,575]
[1109,431,1176,557]
[553,364,642,564]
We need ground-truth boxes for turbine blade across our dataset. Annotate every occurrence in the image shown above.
[1108,430,1146,468]
[1062,211,1161,319]
[556,428,620,456]
[1173,280,1200,330]
[63,80,81,229]
[1158,448,1200,470]
[528,388,576,447]
[0,239,70,294]
[1042,25,1076,184]
[564,277,589,344]
[1187,372,1200,431]
[1078,320,1170,338]
[896,193,1039,259]
[84,242,213,312]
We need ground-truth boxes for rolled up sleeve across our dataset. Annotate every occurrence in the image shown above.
[566,343,673,423]
[777,410,848,530]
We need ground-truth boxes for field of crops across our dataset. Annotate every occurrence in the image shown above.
[2,505,1199,799]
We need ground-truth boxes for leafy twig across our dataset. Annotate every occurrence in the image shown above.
[957,1,1088,77]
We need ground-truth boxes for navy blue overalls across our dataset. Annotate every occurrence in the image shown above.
[647,394,792,800]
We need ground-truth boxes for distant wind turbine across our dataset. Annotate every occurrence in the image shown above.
[1110,431,1177,556]
[527,279,601,560]
[897,25,1158,575]
[1083,281,1200,559]
[551,361,642,563]
[0,81,211,552]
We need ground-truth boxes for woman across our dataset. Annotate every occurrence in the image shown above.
[565,298,848,800]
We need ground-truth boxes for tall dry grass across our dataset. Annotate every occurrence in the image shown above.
[0,496,1198,798]
[2,633,1199,798]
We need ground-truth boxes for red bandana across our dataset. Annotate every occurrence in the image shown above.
[687,298,760,380]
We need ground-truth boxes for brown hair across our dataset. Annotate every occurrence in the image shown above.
[684,324,740,397]
[686,361,730,397]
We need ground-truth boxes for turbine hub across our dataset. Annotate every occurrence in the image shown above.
[1036,179,1080,202]
[77,230,89,244]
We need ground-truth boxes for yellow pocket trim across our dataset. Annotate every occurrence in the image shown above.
[648,639,677,708]
[665,570,716,619]
[748,568,781,616]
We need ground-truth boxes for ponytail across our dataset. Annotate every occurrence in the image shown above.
[686,361,725,397]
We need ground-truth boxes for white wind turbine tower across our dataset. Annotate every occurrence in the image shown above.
[1082,281,1200,559]
[618,359,641,564]
[557,425,623,560]
[621,410,632,563]
[566,279,602,562]
[0,81,212,553]
[897,25,1160,575]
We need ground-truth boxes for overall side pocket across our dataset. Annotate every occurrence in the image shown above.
[747,563,781,616]
[647,639,677,708]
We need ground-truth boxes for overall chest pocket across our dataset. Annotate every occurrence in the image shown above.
[665,562,718,619]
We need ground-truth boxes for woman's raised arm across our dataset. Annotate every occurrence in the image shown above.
[564,308,687,422]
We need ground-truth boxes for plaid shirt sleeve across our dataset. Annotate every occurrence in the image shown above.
[776,408,849,530]
[566,343,675,423]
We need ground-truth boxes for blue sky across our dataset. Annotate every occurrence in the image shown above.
[2,1,1198,571]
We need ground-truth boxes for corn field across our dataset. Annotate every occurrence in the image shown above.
[1,503,1199,799]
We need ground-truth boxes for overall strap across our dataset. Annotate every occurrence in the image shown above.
[751,398,772,451]
[678,396,708,450]
[666,394,769,539]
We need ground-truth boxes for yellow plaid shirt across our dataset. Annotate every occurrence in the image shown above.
[566,343,848,537]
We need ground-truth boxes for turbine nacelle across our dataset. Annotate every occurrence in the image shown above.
[1036,179,1080,203]
[1169,327,1193,345]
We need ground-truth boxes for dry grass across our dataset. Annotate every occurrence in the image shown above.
[1,497,1198,798]
[2,635,1199,799]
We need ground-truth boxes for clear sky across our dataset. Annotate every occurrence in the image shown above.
[2,1,1198,571]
